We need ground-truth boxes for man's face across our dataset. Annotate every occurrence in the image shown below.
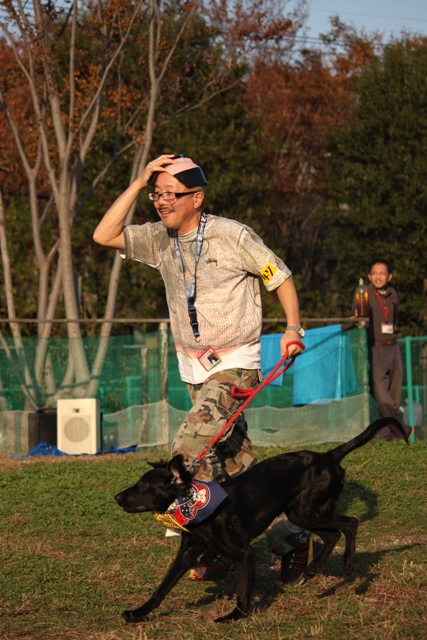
[153,172,203,235]
[368,263,392,290]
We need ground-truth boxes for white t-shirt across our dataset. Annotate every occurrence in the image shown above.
[122,214,292,383]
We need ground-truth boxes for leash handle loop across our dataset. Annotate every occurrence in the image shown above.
[231,340,304,400]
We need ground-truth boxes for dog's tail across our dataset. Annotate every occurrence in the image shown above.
[330,417,409,463]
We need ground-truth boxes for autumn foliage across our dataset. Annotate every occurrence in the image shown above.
[0,0,305,407]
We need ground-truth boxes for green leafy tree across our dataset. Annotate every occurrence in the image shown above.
[320,36,427,334]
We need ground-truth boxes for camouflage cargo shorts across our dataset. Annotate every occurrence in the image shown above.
[171,368,261,482]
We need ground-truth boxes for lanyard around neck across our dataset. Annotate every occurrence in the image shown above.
[370,284,390,320]
[173,211,207,338]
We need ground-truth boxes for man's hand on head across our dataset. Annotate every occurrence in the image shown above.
[138,154,177,189]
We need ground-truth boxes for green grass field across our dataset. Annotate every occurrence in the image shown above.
[1,439,427,640]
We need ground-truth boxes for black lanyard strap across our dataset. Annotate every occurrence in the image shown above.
[173,211,207,338]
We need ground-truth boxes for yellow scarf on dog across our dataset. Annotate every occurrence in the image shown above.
[153,511,189,532]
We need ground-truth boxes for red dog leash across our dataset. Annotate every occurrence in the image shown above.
[190,340,305,470]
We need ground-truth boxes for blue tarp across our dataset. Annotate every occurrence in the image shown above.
[260,326,358,404]
[260,334,289,386]
[25,442,139,458]
[291,325,357,405]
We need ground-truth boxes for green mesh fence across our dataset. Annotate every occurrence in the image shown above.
[0,328,368,412]
[400,337,427,436]
[0,329,402,455]
[0,332,169,413]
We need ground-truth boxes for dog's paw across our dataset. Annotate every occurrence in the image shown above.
[122,609,148,624]
[122,610,134,623]
[343,563,356,576]
[214,607,247,623]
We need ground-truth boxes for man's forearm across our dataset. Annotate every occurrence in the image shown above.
[276,277,301,326]
[93,178,145,249]
[275,277,304,357]
[93,154,176,250]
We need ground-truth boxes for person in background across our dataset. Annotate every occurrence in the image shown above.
[94,153,322,584]
[353,259,413,441]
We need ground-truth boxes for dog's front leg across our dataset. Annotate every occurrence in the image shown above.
[123,539,203,623]
[214,547,256,623]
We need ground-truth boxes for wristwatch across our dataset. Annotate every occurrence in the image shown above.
[286,326,305,338]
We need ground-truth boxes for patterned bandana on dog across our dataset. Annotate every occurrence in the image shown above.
[153,480,228,533]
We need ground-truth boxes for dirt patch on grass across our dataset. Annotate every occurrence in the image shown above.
[0,448,169,473]
[0,451,153,473]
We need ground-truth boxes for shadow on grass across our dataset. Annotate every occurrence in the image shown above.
[337,480,379,522]
[186,541,423,615]
[317,542,424,599]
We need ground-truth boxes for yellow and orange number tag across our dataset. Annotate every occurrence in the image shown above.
[260,263,277,284]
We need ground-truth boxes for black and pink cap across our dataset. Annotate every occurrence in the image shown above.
[163,156,207,188]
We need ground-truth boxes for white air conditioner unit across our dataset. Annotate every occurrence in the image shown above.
[57,398,101,455]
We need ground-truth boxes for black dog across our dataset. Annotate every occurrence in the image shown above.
[115,417,407,623]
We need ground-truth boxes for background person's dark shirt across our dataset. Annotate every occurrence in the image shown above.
[352,284,400,344]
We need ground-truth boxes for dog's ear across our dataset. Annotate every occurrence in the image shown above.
[148,459,168,469]
[167,454,193,486]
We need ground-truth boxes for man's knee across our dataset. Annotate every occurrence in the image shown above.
[265,514,309,555]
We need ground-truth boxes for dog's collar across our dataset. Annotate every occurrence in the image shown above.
[153,480,228,532]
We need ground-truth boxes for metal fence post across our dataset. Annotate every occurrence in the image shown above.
[140,346,149,436]
[359,327,370,426]
[159,322,169,446]
[404,336,415,441]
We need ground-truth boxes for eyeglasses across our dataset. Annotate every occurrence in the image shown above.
[370,271,389,276]
[148,191,200,202]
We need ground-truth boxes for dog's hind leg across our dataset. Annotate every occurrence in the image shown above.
[123,539,204,623]
[300,529,341,582]
[334,514,358,575]
[299,514,358,581]
[285,509,342,582]
[214,546,256,623]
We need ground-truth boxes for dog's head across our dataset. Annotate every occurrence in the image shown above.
[114,454,193,514]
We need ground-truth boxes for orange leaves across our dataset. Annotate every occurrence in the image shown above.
[321,18,382,78]
[244,28,379,205]
[0,44,38,195]
[205,0,305,57]
[229,13,293,44]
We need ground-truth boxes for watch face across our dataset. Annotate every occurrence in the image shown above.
[298,328,305,338]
